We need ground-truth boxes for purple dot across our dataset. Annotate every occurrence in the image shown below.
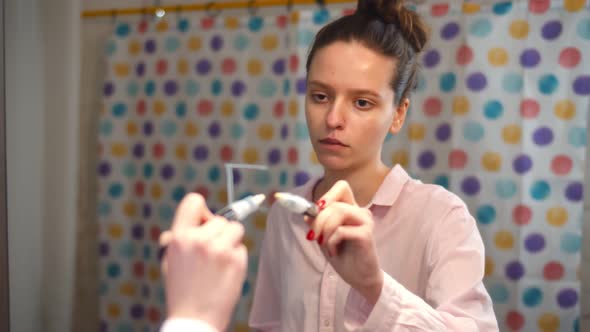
[295,171,310,186]
[164,80,178,96]
[145,39,156,53]
[157,247,166,261]
[557,288,578,308]
[210,35,224,51]
[143,204,151,218]
[268,148,281,165]
[161,164,175,180]
[136,62,145,77]
[281,124,289,139]
[542,20,562,40]
[441,22,460,40]
[193,145,209,161]
[273,59,286,75]
[296,78,307,95]
[573,76,590,95]
[418,150,436,169]
[505,261,525,280]
[423,50,441,68]
[98,162,111,176]
[435,123,451,141]
[131,224,144,240]
[524,233,545,253]
[100,320,107,332]
[565,181,583,202]
[520,49,541,68]
[232,169,241,185]
[231,80,247,97]
[104,82,114,96]
[133,143,144,158]
[461,176,481,196]
[208,122,222,138]
[467,72,488,91]
[143,122,153,136]
[196,59,212,75]
[99,242,110,256]
[513,154,533,174]
[533,126,554,146]
[130,304,144,319]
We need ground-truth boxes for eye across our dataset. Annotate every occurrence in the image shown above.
[354,99,373,109]
[311,93,329,103]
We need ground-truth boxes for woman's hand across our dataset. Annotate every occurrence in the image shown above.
[306,180,383,304]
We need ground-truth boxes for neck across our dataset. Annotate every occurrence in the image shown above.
[314,160,390,207]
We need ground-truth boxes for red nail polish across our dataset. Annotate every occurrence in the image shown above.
[306,230,315,241]
[316,199,326,209]
[317,234,324,245]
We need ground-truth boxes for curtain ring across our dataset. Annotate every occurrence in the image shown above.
[111,9,117,23]
[205,2,221,18]
[286,0,294,12]
[316,0,326,9]
[248,0,258,17]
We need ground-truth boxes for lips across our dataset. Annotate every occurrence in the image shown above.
[319,138,348,146]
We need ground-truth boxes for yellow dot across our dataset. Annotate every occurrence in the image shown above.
[546,207,568,227]
[175,144,187,160]
[148,265,160,281]
[484,256,494,277]
[177,58,189,75]
[310,151,319,164]
[221,100,234,117]
[243,148,259,163]
[502,124,521,144]
[111,143,128,157]
[119,281,136,296]
[225,16,240,29]
[108,224,123,239]
[235,323,250,332]
[261,34,279,51]
[257,124,274,141]
[217,189,228,205]
[554,100,576,120]
[453,96,470,115]
[185,122,199,137]
[494,230,514,250]
[156,19,168,32]
[253,212,267,230]
[509,20,529,39]
[151,183,162,199]
[127,121,138,136]
[128,40,141,55]
[564,0,585,12]
[408,123,426,141]
[538,313,559,332]
[391,149,409,168]
[482,152,502,172]
[290,11,299,23]
[154,100,166,116]
[288,99,298,117]
[243,236,255,251]
[123,201,137,217]
[188,36,202,51]
[247,59,263,76]
[107,303,121,318]
[488,48,509,67]
[114,63,130,77]
[462,3,480,13]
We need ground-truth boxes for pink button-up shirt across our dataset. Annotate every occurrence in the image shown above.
[249,165,499,331]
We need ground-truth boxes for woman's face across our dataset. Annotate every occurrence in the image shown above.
[305,40,408,172]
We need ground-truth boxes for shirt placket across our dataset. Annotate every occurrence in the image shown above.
[318,263,338,332]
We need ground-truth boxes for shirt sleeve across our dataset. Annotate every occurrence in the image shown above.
[159,318,219,332]
[248,204,282,331]
[343,206,499,331]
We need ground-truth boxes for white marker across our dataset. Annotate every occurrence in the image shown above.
[274,192,319,217]
[216,194,266,221]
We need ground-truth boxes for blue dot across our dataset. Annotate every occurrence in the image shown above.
[178,18,190,32]
[211,79,223,96]
[530,180,551,200]
[295,122,309,140]
[259,78,278,97]
[470,18,492,37]
[234,34,249,51]
[116,23,130,37]
[122,162,136,178]
[577,18,590,40]
[434,175,449,189]
[107,263,121,278]
[172,186,186,203]
[493,2,512,15]
[105,40,117,56]
[313,8,330,25]
[184,166,197,181]
[159,205,174,221]
[439,72,456,92]
[522,287,543,307]
[503,72,523,93]
[298,30,315,47]
[477,205,496,225]
[112,103,127,117]
[208,166,221,182]
[416,74,427,92]
[255,171,271,186]
[248,16,264,32]
[484,100,503,119]
[99,281,109,296]
[496,179,517,199]
[241,279,251,296]
[186,80,199,96]
[109,183,124,198]
[488,283,509,304]
[165,36,181,52]
[243,104,259,120]
[117,323,133,332]
[143,164,154,178]
[574,318,580,332]
[98,201,111,217]
[561,232,581,253]
[160,120,177,137]
[176,102,187,118]
[100,121,113,136]
[127,81,139,97]
[118,242,136,258]
[231,123,244,139]
[143,245,152,260]
[279,171,288,186]
[539,74,559,95]
[145,80,156,96]
[463,121,484,142]
[568,127,586,148]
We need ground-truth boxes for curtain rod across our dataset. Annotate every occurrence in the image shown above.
[81,0,356,18]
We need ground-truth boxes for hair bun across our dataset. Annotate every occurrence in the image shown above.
[357,0,429,52]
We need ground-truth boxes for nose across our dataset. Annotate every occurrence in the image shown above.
[325,98,346,130]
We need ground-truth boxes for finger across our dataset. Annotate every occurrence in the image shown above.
[318,180,357,206]
[171,193,214,231]
[159,230,172,247]
[325,224,371,257]
[211,221,246,250]
[313,203,368,240]
[192,216,228,242]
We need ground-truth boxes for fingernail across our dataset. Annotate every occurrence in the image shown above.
[316,199,326,209]
[306,230,315,241]
[317,234,324,245]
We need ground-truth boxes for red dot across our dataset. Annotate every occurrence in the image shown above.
[289,55,299,73]
[156,59,168,75]
[520,99,540,119]
[456,45,473,66]
[136,100,146,115]
[201,17,215,29]
[543,261,564,281]
[222,58,236,75]
[423,97,442,117]
[276,15,288,28]
[268,190,278,205]
[98,143,103,156]
[529,0,550,14]
[150,226,161,242]
[551,155,573,175]
[133,261,145,278]
[273,101,285,118]
[134,181,145,197]
[559,47,581,68]
[220,145,233,162]
[431,3,450,17]
[506,310,525,330]
[449,149,468,169]
[153,143,165,159]
[148,307,161,323]
[138,20,148,33]
[513,204,532,226]
[195,186,209,200]
[197,99,214,116]
[288,147,298,164]
[342,8,356,16]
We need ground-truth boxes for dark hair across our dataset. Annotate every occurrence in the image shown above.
[305,0,429,106]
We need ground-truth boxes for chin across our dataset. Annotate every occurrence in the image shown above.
[317,155,350,171]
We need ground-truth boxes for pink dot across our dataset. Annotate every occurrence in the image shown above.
[156,59,168,75]
[449,149,468,169]
[290,55,299,73]
[288,147,298,164]
[195,186,210,200]
[222,58,236,74]
[136,100,146,115]
[273,101,285,118]
[456,45,473,66]
[134,181,145,197]
[201,17,215,30]
[342,8,356,16]
[513,204,532,226]
[276,15,288,28]
[529,0,550,14]
[150,226,161,241]
[153,143,165,159]
[543,261,564,281]
[559,47,581,68]
[551,155,573,175]
[138,20,148,33]
[431,3,450,17]
[520,99,540,118]
[220,145,233,162]
[424,97,442,117]
[506,310,525,330]
[197,100,214,116]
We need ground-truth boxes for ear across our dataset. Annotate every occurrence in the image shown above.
[389,98,410,134]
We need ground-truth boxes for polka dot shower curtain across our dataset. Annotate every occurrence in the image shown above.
[96,1,589,331]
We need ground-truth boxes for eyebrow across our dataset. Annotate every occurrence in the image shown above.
[307,80,383,99]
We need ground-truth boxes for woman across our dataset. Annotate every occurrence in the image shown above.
[249,0,499,330]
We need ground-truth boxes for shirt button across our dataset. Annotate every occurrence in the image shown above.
[328,272,335,279]
[324,319,330,327]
